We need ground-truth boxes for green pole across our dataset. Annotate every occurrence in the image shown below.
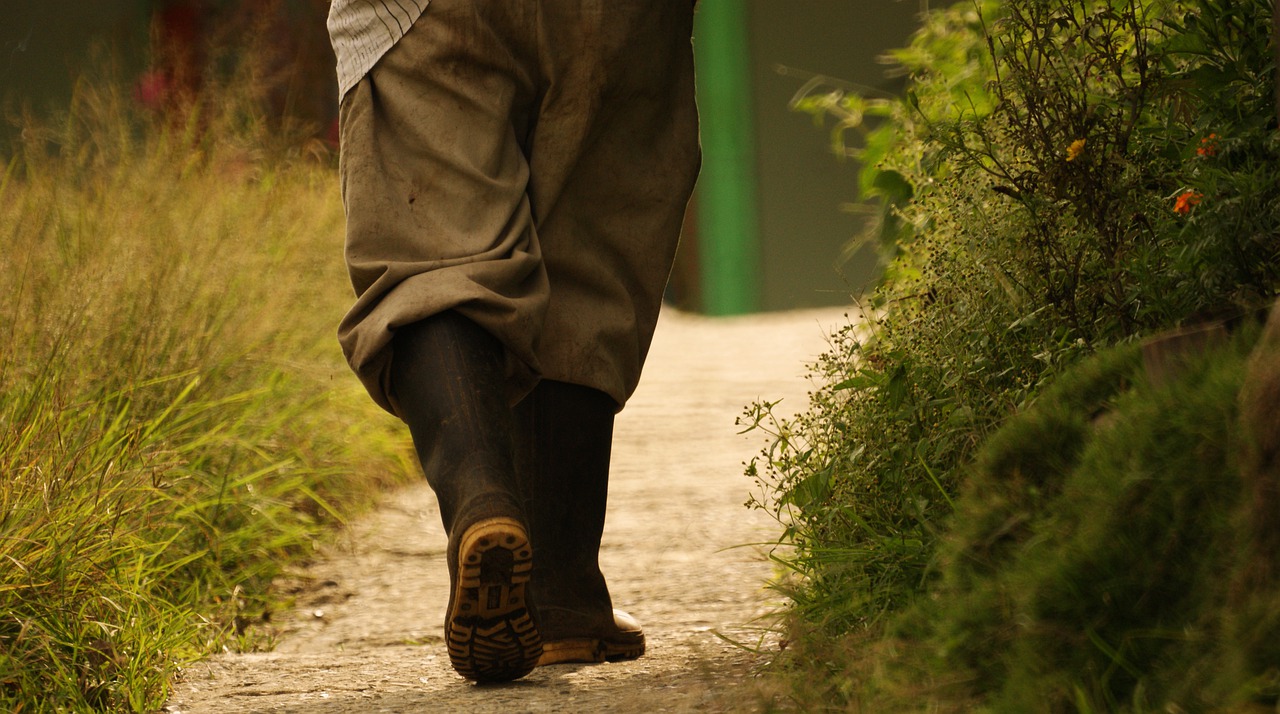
[693,0,760,315]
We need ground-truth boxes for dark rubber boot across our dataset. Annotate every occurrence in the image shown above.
[391,312,542,683]
[513,380,645,666]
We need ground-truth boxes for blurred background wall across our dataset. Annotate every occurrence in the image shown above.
[2,1,150,113]
[682,0,924,314]
[1,0,925,315]
[0,0,336,140]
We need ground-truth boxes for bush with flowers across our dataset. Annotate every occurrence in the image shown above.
[748,0,1280,708]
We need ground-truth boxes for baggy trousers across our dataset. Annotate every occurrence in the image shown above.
[337,0,701,414]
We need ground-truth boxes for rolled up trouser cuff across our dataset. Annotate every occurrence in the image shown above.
[338,265,546,416]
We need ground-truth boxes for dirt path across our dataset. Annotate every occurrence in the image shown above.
[166,306,849,713]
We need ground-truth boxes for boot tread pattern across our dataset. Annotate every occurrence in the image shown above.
[447,518,542,683]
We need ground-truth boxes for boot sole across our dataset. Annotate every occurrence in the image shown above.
[537,633,645,666]
[446,517,542,683]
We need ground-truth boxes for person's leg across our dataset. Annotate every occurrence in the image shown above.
[526,0,701,406]
[514,381,644,665]
[337,0,549,683]
[393,312,541,682]
[513,0,700,664]
[337,0,546,416]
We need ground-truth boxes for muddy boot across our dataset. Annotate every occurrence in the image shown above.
[513,380,645,666]
[391,312,542,683]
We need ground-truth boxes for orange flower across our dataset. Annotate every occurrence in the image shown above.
[1174,190,1203,214]
[1065,138,1086,162]
[1196,133,1219,157]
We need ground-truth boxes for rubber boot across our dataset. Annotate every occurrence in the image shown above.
[513,380,645,666]
[391,311,542,683]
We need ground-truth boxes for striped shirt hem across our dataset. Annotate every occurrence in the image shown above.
[328,0,431,98]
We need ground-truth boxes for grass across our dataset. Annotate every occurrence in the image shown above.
[0,78,412,710]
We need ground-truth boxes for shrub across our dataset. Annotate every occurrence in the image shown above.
[761,324,1280,711]
[746,0,1279,642]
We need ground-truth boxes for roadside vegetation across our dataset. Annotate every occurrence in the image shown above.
[0,74,410,710]
[746,0,1280,709]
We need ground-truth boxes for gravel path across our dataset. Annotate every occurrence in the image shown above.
[166,306,849,713]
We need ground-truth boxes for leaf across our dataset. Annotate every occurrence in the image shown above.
[871,170,915,204]
[832,374,878,392]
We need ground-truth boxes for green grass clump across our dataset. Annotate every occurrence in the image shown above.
[930,334,1253,711]
[0,80,410,710]
[760,325,1280,711]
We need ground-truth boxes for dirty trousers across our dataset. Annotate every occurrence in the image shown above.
[336,0,701,414]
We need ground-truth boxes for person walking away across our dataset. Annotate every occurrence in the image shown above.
[327,0,700,684]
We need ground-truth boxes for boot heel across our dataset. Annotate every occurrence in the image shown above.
[446,517,542,682]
